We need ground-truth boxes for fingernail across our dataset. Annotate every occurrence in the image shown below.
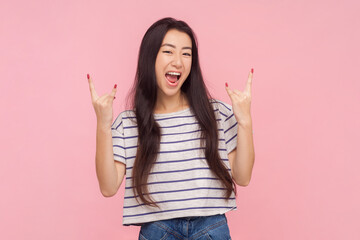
[225,82,228,87]
[251,68,254,74]
[87,74,90,79]
[114,84,117,89]
[114,96,116,99]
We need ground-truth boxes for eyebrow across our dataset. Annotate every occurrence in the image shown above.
[161,43,192,50]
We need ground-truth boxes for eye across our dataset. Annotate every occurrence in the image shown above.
[163,51,172,54]
[183,53,191,56]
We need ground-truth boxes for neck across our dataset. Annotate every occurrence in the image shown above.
[154,91,189,114]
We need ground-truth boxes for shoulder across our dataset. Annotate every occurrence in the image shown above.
[209,98,233,116]
[111,109,136,130]
[121,109,136,120]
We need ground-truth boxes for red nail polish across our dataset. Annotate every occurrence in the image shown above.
[114,84,117,89]
[87,74,90,79]
[251,68,254,74]
[114,96,116,99]
[225,82,228,87]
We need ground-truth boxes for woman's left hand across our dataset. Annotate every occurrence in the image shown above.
[225,69,253,127]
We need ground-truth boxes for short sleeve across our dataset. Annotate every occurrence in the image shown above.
[216,100,238,154]
[111,113,126,165]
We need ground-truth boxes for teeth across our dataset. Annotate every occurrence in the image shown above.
[166,72,181,76]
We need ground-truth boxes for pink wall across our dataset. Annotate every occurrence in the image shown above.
[1,0,359,239]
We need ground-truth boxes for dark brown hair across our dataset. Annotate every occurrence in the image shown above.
[127,17,237,208]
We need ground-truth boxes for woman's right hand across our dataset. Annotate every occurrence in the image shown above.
[87,74,117,129]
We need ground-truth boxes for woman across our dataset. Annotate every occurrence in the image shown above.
[88,17,255,240]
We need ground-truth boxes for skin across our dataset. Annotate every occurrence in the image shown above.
[226,71,255,186]
[88,75,123,196]
[154,28,192,114]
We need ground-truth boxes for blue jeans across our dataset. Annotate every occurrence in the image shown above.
[138,213,231,240]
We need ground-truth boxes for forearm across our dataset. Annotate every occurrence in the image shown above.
[95,124,118,197]
[232,122,255,185]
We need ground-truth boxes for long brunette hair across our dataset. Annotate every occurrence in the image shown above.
[128,17,237,208]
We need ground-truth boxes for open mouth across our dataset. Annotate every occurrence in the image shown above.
[165,72,181,85]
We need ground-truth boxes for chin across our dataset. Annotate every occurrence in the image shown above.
[159,88,181,98]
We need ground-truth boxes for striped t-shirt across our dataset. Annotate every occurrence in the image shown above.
[111,99,238,226]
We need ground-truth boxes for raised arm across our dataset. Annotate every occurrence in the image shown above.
[87,74,125,197]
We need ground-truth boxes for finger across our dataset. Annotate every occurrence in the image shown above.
[233,89,243,96]
[88,74,99,101]
[245,68,253,95]
[110,84,117,99]
[98,94,109,103]
[225,82,234,98]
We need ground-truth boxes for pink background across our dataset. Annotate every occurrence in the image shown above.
[1,0,359,239]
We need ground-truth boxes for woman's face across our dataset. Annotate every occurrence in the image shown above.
[155,29,192,99]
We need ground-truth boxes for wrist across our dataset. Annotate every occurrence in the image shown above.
[97,122,112,132]
[237,122,252,131]
[236,116,252,128]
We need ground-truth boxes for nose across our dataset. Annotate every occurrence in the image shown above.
[171,52,183,68]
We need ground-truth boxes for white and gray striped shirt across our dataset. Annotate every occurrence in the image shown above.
[111,99,238,226]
